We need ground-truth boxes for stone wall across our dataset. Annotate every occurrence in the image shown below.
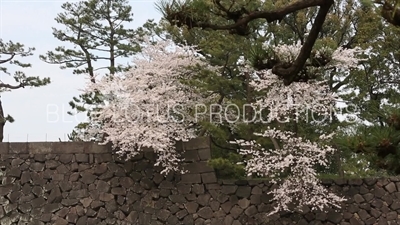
[0,137,399,225]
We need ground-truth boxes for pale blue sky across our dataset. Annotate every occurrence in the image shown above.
[0,0,161,142]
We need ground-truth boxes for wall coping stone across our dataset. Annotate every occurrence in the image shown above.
[0,136,211,154]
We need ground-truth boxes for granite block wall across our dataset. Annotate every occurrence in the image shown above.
[0,137,399,225]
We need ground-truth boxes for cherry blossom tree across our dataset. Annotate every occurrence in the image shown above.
[232,43,363,214]
[82,38,217,174]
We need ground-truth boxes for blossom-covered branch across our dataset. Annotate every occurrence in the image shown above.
[248,43,362,122]
[83,38,216,174]
[233,130,345,214]
[232,42,363,213]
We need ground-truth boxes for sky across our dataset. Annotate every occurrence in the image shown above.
[0,0,161,142]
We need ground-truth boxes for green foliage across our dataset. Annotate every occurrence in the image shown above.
[334,114,395,175]
[208,153,245,179]
[336,109,400,175]
[329,1,400,176]
[342,153,389,177]
[0,39,50,141]
[41,0,139,76]
[0,39,50,92]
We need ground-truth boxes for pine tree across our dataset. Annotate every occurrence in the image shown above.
[40,0,140,140]
[0,39,50,142]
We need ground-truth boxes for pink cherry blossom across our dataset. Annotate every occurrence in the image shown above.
[82,38,216,174]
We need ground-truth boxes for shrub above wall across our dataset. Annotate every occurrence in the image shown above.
[0,137,399,225]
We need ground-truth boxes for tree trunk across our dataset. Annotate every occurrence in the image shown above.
[0,99,5,142]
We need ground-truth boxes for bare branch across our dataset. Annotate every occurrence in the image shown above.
[270,137,281,150]
[0,53,15,64]
[0,82,24,90]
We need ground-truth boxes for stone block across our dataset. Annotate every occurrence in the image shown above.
[327,211,342,224]
[0,143,8,153]
[385,182,397,193]
[182,150,200,162]
[184,162,214,174]
[229,205,243,219]
[27,142,81,154]
[198,207,213,219]
[184,136,211,150]
[206,183,221,190]
[181,173,201,184]
[8,143,28,154]
[198,148,211,160]
[222,185,238,195]
[75,153,89,163]
[364,178,377,186]
[201,172,217,184]
[85,143,110,153]
[236,186,251,198]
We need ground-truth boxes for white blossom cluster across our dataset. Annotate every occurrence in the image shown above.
[250,70,336,122]
[233,42,364,213]
[330,46,364,69]
[263,41,363,68]
[84,38,213,174]
[268,41,302,63]
[233,129,345,214]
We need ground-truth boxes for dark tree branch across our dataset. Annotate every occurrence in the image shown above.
[380,80,400,85]
[164,0,334,85]
[0,99,4,142]
[167,0,330,32]
[0,83,25,90]
[271,2,333,85]
[375,0,400,27]
[0,53,15,64]
[41,58,87,65]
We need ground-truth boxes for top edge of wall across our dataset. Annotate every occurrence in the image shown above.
[0,136,211,154]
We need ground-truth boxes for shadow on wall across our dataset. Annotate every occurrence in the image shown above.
[0,137,399,224]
